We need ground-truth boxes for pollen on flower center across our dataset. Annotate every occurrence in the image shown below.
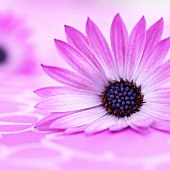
[101,79,144,117]
[0,47,7,64]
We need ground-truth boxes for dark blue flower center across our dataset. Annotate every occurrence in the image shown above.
[102,79,144,117]
[0,47,7,64]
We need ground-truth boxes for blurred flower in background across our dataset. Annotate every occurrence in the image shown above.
[0,12,37,76]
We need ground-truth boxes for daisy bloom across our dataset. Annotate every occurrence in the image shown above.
[0,12,36,75]
[35,14,170,134]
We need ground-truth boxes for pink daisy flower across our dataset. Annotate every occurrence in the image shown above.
[35,14,170,134]
[0,12,36,75]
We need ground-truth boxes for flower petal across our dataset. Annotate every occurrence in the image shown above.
[65,25,108,80]
[131,113,153,128]
[141,103,170,121]
[142,60,170,93]
[35,114,62,131]
[54,39,106,87]
[134,18,164,82]
[85,114,118,134]
[34,86,97,98]
[64,125,87,134]
[135,38,170,85]
[145,18,163,50]
[41,64,102,93]
[50,107,107,129]
[86,17,118,79]
[125,116,150,133]
[126,16,146,80]
[110,14,128,79]
[35,94,101,112]
[109,118,128,131]
[145,88,170,104]
[151,119,170,132]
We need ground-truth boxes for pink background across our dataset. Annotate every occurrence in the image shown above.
[0,0,170,169]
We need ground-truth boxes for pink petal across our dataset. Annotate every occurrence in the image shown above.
[35,94,101,112]
[54,39,106,87]
[145,18,163,50]
[135,38,170,85]
[35,114,61,131]
[126,16,146,80]
[109,118,128,131]
[142,60,170,93]
[41,65,102,93]
[133,18,164,82]
[34,86,97,98]
[84,114,118,134]
[125,116,150,133]
[145,88,170,104]
[65,25,108,80]
[141,103,170,121]
[50,107,107,129]
[110,14,128,79]
[86,17,118,79]
[131,113,153,128]
[151,119,170,132]
[36,110,89,131]
[64,125,87,134]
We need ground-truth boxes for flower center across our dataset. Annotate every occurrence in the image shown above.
[101,79,144,117]
[0,47,7,64]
